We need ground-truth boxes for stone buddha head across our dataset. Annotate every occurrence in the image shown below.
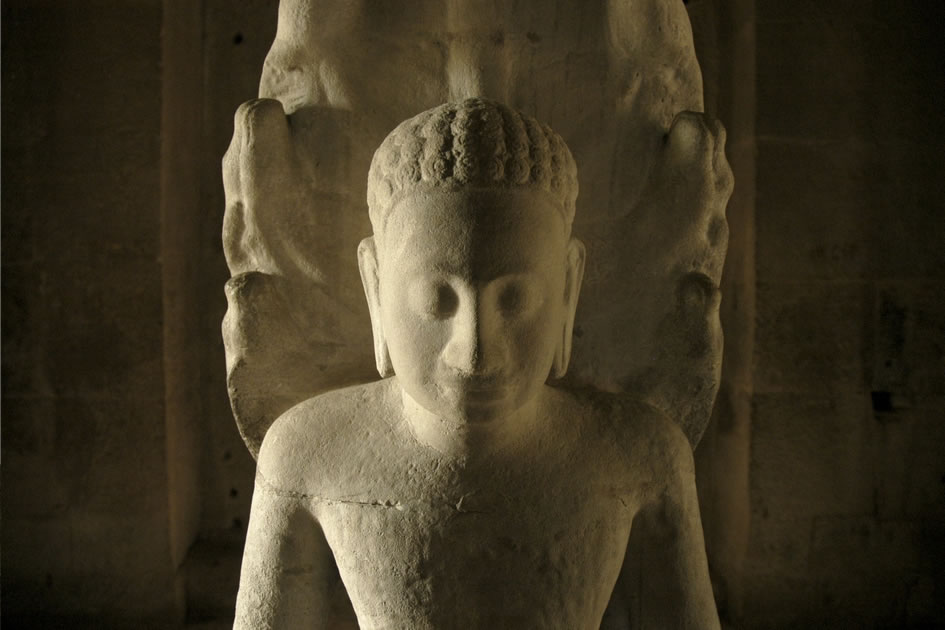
[359,98,585,425]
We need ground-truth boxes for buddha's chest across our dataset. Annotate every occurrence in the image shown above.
[313,466,635,629]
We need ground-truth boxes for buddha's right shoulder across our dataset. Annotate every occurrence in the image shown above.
[257,379,397,489]
[270,379,394,434]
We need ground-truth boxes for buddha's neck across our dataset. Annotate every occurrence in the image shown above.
[400,389,541,461]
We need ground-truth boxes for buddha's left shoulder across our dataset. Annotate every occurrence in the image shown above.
[563,389,692,472]
[622,396,690,454]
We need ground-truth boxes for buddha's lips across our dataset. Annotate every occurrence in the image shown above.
[436,375,509,402]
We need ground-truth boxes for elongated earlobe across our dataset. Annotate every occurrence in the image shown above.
[357,237,394,378]
[552,237,586,379]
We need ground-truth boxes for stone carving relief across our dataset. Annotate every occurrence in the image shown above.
[222,1,732,628]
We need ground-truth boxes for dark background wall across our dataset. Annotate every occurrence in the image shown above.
[744,2,945,626]
[2,0,178,622]
[2,1,942,627]
[1,0,278,625]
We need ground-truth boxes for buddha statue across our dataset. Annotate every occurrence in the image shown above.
[233,98,720,629]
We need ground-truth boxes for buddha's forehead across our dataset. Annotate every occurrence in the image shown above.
[379,188,567,275]
[385,188,564,238]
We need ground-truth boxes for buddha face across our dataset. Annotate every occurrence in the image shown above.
[359,188,585,425]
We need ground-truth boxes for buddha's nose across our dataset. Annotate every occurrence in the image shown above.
[441,294,503,376]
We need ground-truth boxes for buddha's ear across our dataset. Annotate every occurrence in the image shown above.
[358,237,394,378]
[552,237,586,379]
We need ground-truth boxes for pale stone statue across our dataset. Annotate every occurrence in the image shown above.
[234,99,721,629]
[222,0,730,458]
[223,2,734,627]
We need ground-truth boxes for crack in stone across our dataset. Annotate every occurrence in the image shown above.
[257,471,488,513]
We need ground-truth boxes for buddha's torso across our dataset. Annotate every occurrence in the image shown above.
[287,380,658,630]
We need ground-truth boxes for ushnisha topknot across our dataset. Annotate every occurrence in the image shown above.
[367,98,578,235]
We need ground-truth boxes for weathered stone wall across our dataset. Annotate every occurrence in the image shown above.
[177,5,278,617]
[744,2,945,626]
[1,0,179,622]
[688,0,755,622]
[196,0,277,543]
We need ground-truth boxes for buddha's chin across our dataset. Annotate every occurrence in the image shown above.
[407,383,527,427]
[456,394,529,426]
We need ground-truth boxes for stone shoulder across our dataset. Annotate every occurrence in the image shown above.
[579,390,694,501]
[256,378,395,495]
[620,396,692,465]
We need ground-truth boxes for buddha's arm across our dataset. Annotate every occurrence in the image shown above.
[629,438,720,630]
[234,464,335,627]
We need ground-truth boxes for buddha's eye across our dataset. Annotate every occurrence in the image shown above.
[408,281,457,320]
[499,285,523,314]
[495,278,541,319]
